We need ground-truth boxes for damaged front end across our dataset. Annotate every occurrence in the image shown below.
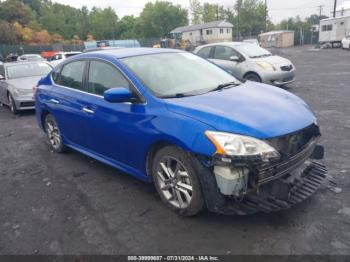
[198,124,328,215]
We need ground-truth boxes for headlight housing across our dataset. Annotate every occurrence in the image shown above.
[14,88,32,96]
[256,61,276,71]
[205,131,280,162]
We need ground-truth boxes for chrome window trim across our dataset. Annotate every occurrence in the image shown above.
[50,57,146,104]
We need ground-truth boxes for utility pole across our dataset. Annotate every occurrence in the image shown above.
[265,0,268,32]
[333,0,337,18]
[317,5,324,18]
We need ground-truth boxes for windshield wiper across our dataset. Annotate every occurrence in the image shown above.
[159,93,193,99]
[210,81,240,92]
[250,54,272,58]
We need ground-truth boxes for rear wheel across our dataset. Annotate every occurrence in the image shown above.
[7,93,18,114]
[244,73,262,82]
[44,114,67,153]
[151,146,204,216]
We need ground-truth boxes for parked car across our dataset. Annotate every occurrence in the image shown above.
[194,42,295,86]
[341,34,350,50]
[0,61,53,114]
[243,39,260,46]
[17,54,45,62]
[48,51,81,67]
[35,48,327,216]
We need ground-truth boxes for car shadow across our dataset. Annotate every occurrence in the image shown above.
[66,147,313,228]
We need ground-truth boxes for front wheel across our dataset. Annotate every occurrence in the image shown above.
[44,114,67,153]
[152,146,204,216]
[7,93,18,114]
[244,73,262,82]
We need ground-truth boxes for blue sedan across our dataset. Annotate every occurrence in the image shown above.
[35,48,327,216]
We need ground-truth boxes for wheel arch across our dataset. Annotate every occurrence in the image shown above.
[40,109,51,132]
[243,71,262,81]
[145,139,190,179]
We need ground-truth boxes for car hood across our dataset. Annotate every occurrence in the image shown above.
[7,76,44,89]
[255,55,292,66]
[164,82,316,139]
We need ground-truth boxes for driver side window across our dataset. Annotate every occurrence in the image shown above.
[88,60,131,96]
[213,46,239,61]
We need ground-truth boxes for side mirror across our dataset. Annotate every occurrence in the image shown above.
[230,56,241,62]
[0,74,5,80]
[104,87,133,103]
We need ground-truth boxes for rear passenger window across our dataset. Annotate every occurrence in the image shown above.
[88,60,130,96]
[197,47,212,59]
[58,61,85,90]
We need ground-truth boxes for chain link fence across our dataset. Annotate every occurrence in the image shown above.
[0,44,83,57]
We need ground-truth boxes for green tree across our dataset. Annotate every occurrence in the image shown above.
[138,1,188,38]
[0,0,32,25]
[202,3,226,23]
[89,7,119,40]
[189,0,202,25]
[118,15,139,39]
[0,20,18,44]
[231,0,267,37]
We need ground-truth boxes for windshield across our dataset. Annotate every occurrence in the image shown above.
[121,52,239,97]
[7,62,52,79]
[235,44,272,58]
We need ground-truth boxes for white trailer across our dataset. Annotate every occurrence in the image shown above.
[319,15,350,46]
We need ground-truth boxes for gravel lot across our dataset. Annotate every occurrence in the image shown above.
[0,46,349,255]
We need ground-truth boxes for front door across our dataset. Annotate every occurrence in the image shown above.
[210,45,243,79]
[82,59,147,170]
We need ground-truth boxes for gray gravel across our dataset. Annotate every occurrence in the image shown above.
[0,46,349,255]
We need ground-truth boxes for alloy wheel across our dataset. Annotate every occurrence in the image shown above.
[155,156,193,209]
[8,94,15,113]
[45,118,61,150]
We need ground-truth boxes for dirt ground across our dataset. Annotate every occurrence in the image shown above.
[0,46,349,255]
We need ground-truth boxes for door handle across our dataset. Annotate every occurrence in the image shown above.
[82,107,94,114]
[50,98,59,104]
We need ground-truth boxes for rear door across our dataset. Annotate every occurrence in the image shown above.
[48,59,90,148]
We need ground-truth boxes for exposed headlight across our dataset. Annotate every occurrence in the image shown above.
[14,88,32,96]
[205,131,280,161]
[256,61,276,71]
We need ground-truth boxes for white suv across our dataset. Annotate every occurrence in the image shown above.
[341,35,350,50]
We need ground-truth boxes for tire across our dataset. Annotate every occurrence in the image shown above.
[244,73,262,82]
[44,114,67,153]
[7,93,18,114]
[151,146,204,216]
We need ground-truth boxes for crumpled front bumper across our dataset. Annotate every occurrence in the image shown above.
[218,161,327,215]
[195,157,327,215]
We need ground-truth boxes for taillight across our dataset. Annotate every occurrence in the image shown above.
[33,85,38,99]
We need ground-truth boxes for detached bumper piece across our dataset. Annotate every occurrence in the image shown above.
[221,161,327,215]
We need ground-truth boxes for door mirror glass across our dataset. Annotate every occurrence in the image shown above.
[230,56,240,62]
[0,74,5,80]
[104,87,132,103]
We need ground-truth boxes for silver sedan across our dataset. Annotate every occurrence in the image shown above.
[194,42,296,86]
[0,61,53,114]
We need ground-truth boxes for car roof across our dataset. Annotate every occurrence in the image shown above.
[196,42,250,49]
[4,61,52,67]
[56,51,82,54]
[20,54,41,56]
[75,47,184,59]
